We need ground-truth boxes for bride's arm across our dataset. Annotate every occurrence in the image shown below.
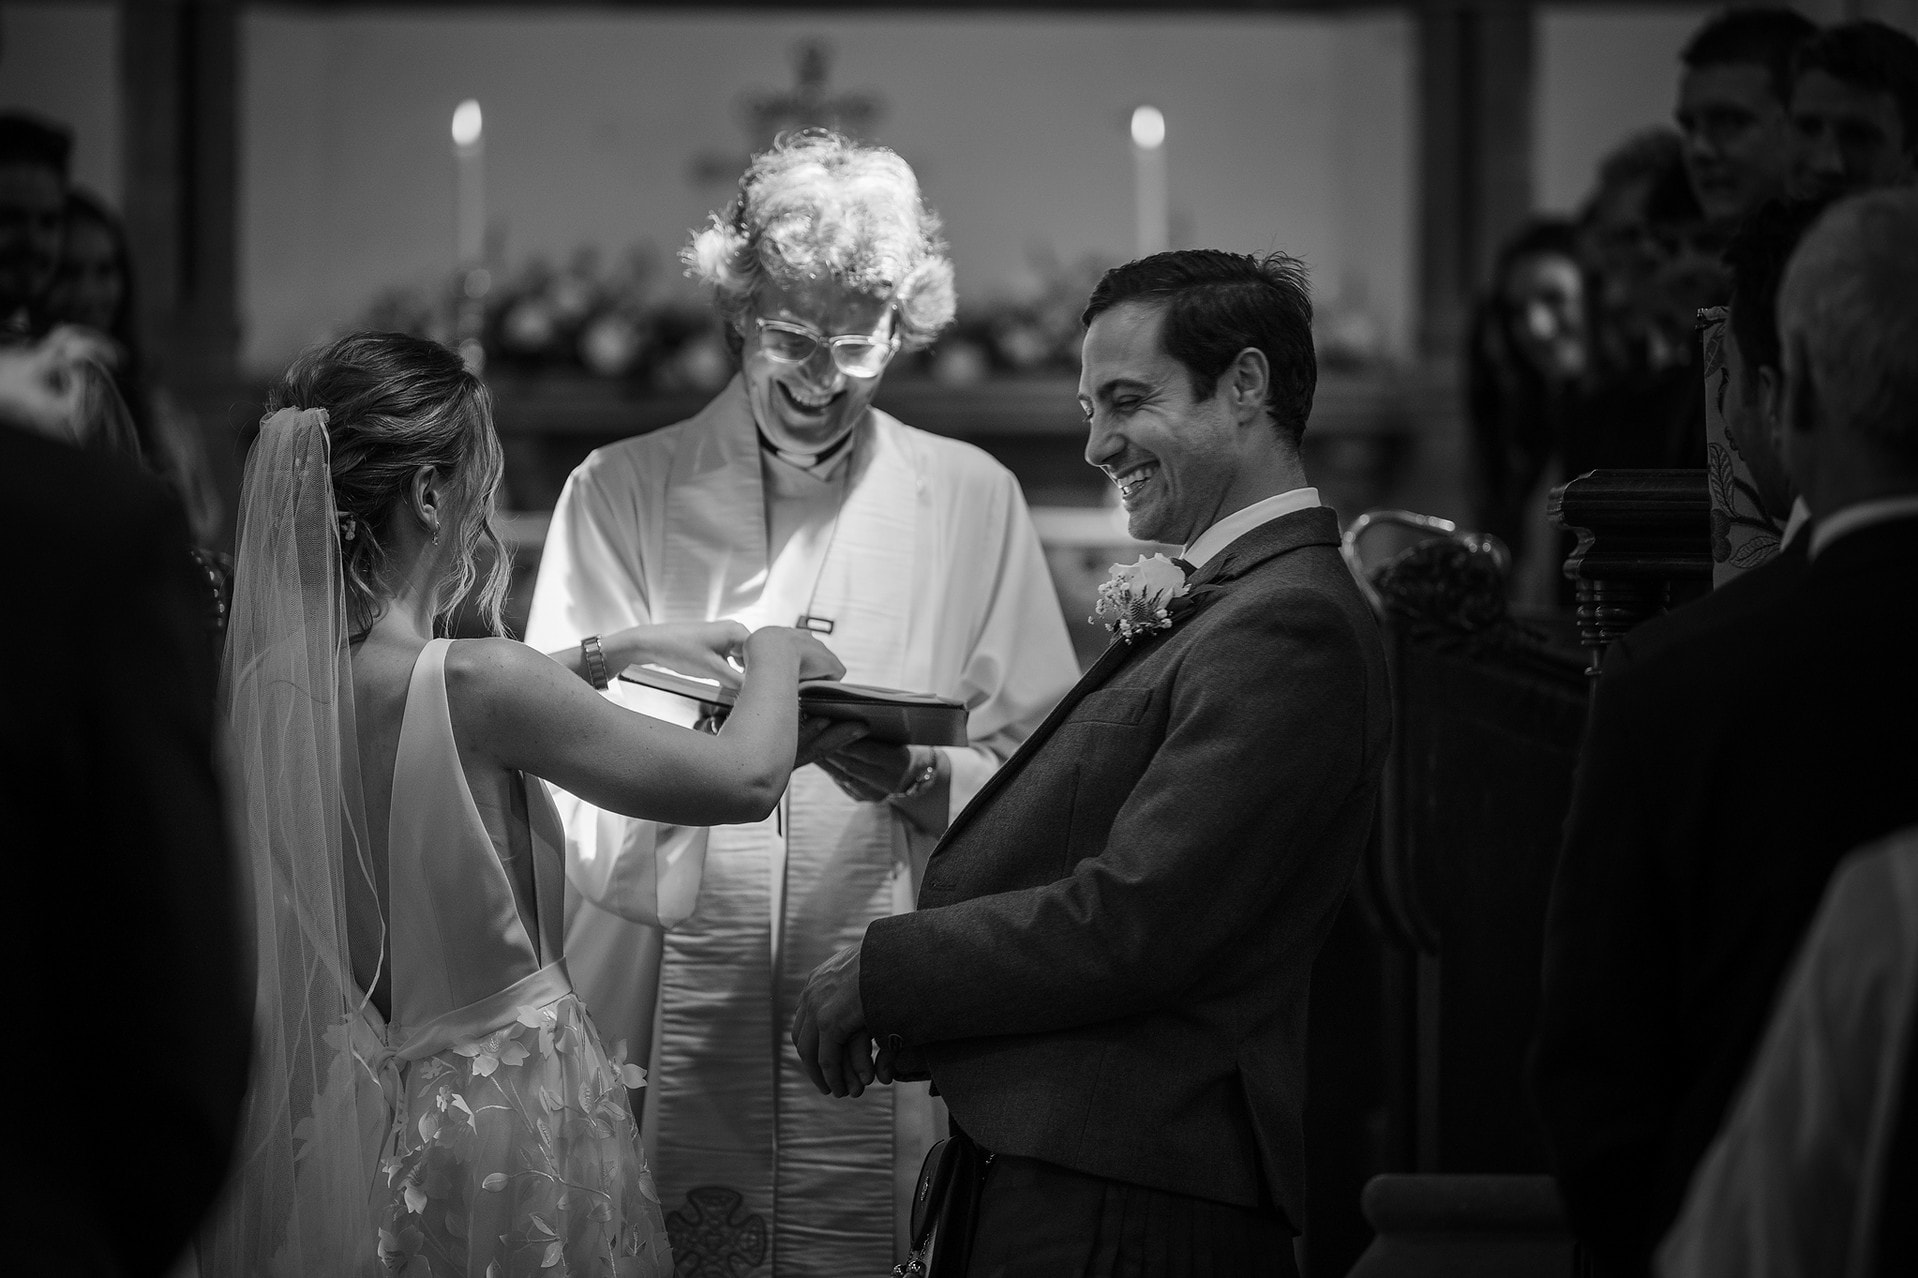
[451,628,841,828]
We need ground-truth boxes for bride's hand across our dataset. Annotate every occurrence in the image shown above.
[746,627,846,684]
[607,620,750,690]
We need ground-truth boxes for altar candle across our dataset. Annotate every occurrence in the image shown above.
[452,99,485,266]
[1132,105,1168,258]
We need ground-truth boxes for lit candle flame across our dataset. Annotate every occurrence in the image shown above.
[451,100,483,149]
[1131,105,1165,151]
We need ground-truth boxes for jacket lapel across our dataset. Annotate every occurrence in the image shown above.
[934,632,1139,852]
[931,506,1344,859]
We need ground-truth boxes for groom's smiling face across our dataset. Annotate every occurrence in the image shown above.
[1080,300,1241,546]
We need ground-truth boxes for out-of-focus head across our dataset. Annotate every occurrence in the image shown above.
[266,332,508,638]
[1581,128,1707,273]
[1721,196,1830,518]
[1490,219,1589,384]
[1788,21,1918,200]
[1676,7,1818,225]
[1777,188,1918,508]
[683,129,956,457]
[48,189,131,338]
[0,325,126,449]
[0,112,73,317]
[1078,250,1314,545]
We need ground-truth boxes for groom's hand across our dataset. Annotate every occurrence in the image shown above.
[791,941,876,1099]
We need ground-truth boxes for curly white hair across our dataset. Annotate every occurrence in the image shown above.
[683,129,957,352]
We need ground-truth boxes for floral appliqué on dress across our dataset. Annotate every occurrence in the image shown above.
[374,994,665,1278]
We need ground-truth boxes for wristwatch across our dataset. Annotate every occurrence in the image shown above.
[893,751,941,801]
[581,634,611,690]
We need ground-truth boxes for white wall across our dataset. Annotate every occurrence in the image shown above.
[0,1,120,205]
[237,7,1417,375]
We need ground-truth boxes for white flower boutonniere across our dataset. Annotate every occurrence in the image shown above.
[1092,553,1190,643]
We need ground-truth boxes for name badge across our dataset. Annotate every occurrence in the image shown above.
[796,614,836,635]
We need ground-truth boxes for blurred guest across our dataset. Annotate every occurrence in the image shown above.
[1657,825,1918,1278]
[1789,20,1918,200]
[1575,195,1824,675]
[1675,7,1818,232]
[0,110,69,337]
[1532,189,1918,1278]
[1465,219,1589,576]
[48,188,136,354]
[1707,195,1830,552]
[525,129,1078,1273]
[47,188,224,542]
[0,333,250,1275]
[1577,129,1714,474]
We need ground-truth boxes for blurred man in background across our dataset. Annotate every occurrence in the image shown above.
[1675,7,1818,233]
[1789,20,1918,200]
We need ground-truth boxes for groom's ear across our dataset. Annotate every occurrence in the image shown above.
[1225,346,1270,426]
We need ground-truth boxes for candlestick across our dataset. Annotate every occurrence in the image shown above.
[1132,105,1168,259]
[452,99,485,267]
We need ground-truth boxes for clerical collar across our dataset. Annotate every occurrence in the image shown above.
[756,426,855,470]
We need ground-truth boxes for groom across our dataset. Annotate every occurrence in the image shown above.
[792,249,1390,1272]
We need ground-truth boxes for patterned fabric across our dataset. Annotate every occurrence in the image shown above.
[374,995,664,1277]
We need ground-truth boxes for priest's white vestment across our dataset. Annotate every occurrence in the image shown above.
[523,376,1077,1275]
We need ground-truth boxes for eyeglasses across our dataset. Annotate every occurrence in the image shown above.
[752,315,900,379]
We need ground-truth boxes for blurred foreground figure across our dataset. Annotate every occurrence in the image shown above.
[1533,188,1918,1278]
[1659,825,1918,1278]
[526,128,1077,1273]
[0,335,249,1275]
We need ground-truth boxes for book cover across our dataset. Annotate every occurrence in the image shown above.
[617,666,969,748]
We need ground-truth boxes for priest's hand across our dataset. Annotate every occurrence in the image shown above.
[791,941,877,1099]
[796,717,866,770]
[818,739,921,804]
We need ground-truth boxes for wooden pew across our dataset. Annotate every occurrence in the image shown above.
[1314,478,1707,1277]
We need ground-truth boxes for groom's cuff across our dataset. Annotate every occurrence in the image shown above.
[859,913,920,1042]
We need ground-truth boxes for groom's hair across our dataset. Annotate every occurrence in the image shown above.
[1083,249,1316,445]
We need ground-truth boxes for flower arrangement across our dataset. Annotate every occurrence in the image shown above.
[1092,553,1190,643]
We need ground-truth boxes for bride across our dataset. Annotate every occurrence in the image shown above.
[205,331,843,1276]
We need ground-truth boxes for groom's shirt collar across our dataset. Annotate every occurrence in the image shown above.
[1182,486,1321,570]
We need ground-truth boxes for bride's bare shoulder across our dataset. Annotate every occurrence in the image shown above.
[442,637,577,716]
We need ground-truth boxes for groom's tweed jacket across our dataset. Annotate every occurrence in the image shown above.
[862,506,1390,1228]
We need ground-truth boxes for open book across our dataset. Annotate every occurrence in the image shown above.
[617,666,969,748]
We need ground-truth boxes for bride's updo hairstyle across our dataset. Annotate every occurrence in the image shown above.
[684,128,956,356]
[266,331,509,640]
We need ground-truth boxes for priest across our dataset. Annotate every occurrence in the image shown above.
[524,129,1078,1275]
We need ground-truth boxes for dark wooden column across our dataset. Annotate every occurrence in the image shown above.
[119,0,240,388]
[1416,0,1535,358]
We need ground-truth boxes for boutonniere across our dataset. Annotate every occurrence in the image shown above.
[1092,553,1191,643]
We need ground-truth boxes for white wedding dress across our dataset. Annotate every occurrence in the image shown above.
[364,637,670,1277]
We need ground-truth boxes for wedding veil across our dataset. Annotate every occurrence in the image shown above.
[200,407,391,1276]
